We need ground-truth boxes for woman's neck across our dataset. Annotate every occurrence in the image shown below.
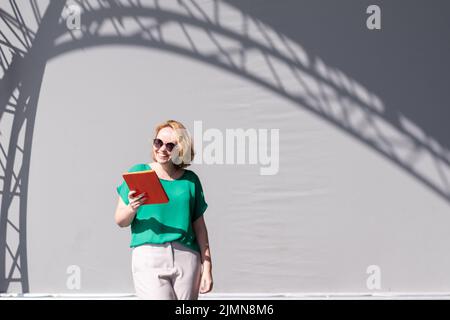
[153,161,177,176]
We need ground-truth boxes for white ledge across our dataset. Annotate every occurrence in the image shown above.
[1,292,450,300]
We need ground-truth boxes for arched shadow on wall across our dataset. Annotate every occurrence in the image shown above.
[0,0,449,293]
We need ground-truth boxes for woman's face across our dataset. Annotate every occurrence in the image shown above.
[153,127,178,164]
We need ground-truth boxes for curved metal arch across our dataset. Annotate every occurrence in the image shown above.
[51,2,450,203]
[0,0,67,293]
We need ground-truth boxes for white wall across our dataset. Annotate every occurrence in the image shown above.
[2,0,450,294]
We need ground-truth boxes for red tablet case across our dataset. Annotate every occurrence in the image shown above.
[122,169,169,205]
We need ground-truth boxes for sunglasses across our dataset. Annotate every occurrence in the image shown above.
[153,138,177,152]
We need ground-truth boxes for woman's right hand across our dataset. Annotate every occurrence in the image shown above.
[128,190,147,213]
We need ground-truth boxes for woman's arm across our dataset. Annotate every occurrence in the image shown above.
[114,197,135,227]
[114,191,146,227]
[193,215,213,293]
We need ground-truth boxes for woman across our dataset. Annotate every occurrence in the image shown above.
[114,120,213,299]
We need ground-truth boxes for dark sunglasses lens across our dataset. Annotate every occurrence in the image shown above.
[153,139,163,148]
[166,143,176,152]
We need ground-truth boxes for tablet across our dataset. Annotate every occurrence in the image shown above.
[122,169,169,205]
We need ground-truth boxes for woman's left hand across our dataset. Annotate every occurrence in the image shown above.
[199,269,213,294]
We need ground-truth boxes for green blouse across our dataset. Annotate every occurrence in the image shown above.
[116,163,208,253]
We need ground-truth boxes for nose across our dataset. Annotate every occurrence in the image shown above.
[159,144,168,152]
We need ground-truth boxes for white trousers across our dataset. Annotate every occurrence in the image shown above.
[131,241,202,300]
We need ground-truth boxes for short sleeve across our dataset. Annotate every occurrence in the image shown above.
[116,179,130,205]
[192,175,208,222]
[116,163,146,205]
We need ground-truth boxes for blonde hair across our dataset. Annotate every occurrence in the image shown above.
[152,120,195,169]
